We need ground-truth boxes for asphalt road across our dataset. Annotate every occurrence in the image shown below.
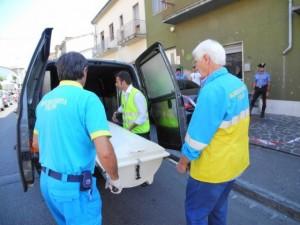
[0,106,298,225]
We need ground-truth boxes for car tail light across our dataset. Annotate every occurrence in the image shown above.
[182,95,196,111]
[184,102,194,111]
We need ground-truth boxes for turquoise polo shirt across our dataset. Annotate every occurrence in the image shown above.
[34,80,111,174]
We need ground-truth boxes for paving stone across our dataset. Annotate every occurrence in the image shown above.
[250,114,300,156]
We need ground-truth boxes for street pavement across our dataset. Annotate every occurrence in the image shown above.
[0,106,299,225]
[0,106,56,225]
[170,112,300,223]
[234,145,300,222]
[243,113,300,222]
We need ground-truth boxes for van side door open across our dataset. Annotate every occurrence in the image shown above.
[135,42,187,150]
[17,28,186,192]
[16,28,52,191]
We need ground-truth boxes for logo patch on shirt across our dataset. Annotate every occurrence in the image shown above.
[229,86,246,100]
[40,98,67,110]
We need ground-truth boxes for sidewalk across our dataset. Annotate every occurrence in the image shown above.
[237,113,300,222]
[249,114,300,156]
[234,144,300,222]
[168,113,300,223]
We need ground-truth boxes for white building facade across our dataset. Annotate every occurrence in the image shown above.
[91,0,147,63]
[53,33,94,59]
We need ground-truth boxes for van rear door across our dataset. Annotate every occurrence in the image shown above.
[16,28,52,191]
[135,42,186,150]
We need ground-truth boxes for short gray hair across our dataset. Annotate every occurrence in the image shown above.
[192,39,226,66]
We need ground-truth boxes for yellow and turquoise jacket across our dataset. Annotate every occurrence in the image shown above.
[181,67,250,183]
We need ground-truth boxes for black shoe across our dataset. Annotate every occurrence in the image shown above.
[260,113,265,118]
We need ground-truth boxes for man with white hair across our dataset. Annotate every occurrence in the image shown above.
[176,39,250,225]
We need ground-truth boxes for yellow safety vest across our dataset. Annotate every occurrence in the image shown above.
[121,87,150,134]
[157,101,179,128]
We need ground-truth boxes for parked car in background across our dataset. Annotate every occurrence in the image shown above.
[0,97,4,111]
[12,93,19,103]
[0,90,10,107]
[176,79,200,124]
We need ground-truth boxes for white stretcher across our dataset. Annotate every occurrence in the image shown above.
[96,122,170,188]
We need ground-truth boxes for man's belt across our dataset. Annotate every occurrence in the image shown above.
[256,85,268,89]
[42,166,82,182]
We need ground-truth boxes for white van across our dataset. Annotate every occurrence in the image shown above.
[16,28,187,191]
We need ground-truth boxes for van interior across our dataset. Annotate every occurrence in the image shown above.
[43,61,140,121]
[41,60,183,149]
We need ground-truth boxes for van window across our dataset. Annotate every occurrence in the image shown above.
[42,71,51,96]
[140,53,174,99]
[177,79,199,90]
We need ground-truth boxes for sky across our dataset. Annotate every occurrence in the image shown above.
[0,0,108,70]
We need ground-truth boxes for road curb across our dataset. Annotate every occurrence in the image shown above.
[233,179,300,222]
[167,151,300,222]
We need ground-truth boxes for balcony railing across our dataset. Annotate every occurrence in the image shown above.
[93,37,118,57]
[162,0,237,24]
[117,19,146,45]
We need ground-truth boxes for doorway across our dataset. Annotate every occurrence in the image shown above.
[224,42,243,80]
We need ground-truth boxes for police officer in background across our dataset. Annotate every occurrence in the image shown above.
[32,52,121,225]
[250,63,271,118]
[112,70,150,139]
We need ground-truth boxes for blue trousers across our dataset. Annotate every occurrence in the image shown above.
[40,172,102,225]
[185,177,234,225]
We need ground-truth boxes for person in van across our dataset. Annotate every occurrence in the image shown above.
[112,70,150,139]
[32,52,121,225]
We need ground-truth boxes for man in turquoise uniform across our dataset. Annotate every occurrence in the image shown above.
[177,40,250,225]
[32,52,121,225]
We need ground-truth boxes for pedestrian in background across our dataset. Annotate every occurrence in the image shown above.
[112,70,150,139]
[177,39,250,225]
[250,63,271,118]
[32,52,121,225]
[189,65,202,86]
[175,67,186,80]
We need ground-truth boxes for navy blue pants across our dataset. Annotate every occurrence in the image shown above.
[185,177,234,225]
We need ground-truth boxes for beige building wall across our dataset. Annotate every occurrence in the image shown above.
[64,34,94,59]
[104,40,147,63]
[92,0,147,62]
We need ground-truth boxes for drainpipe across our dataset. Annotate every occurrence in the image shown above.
[282,0,293,89]
[283,0,293,55]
